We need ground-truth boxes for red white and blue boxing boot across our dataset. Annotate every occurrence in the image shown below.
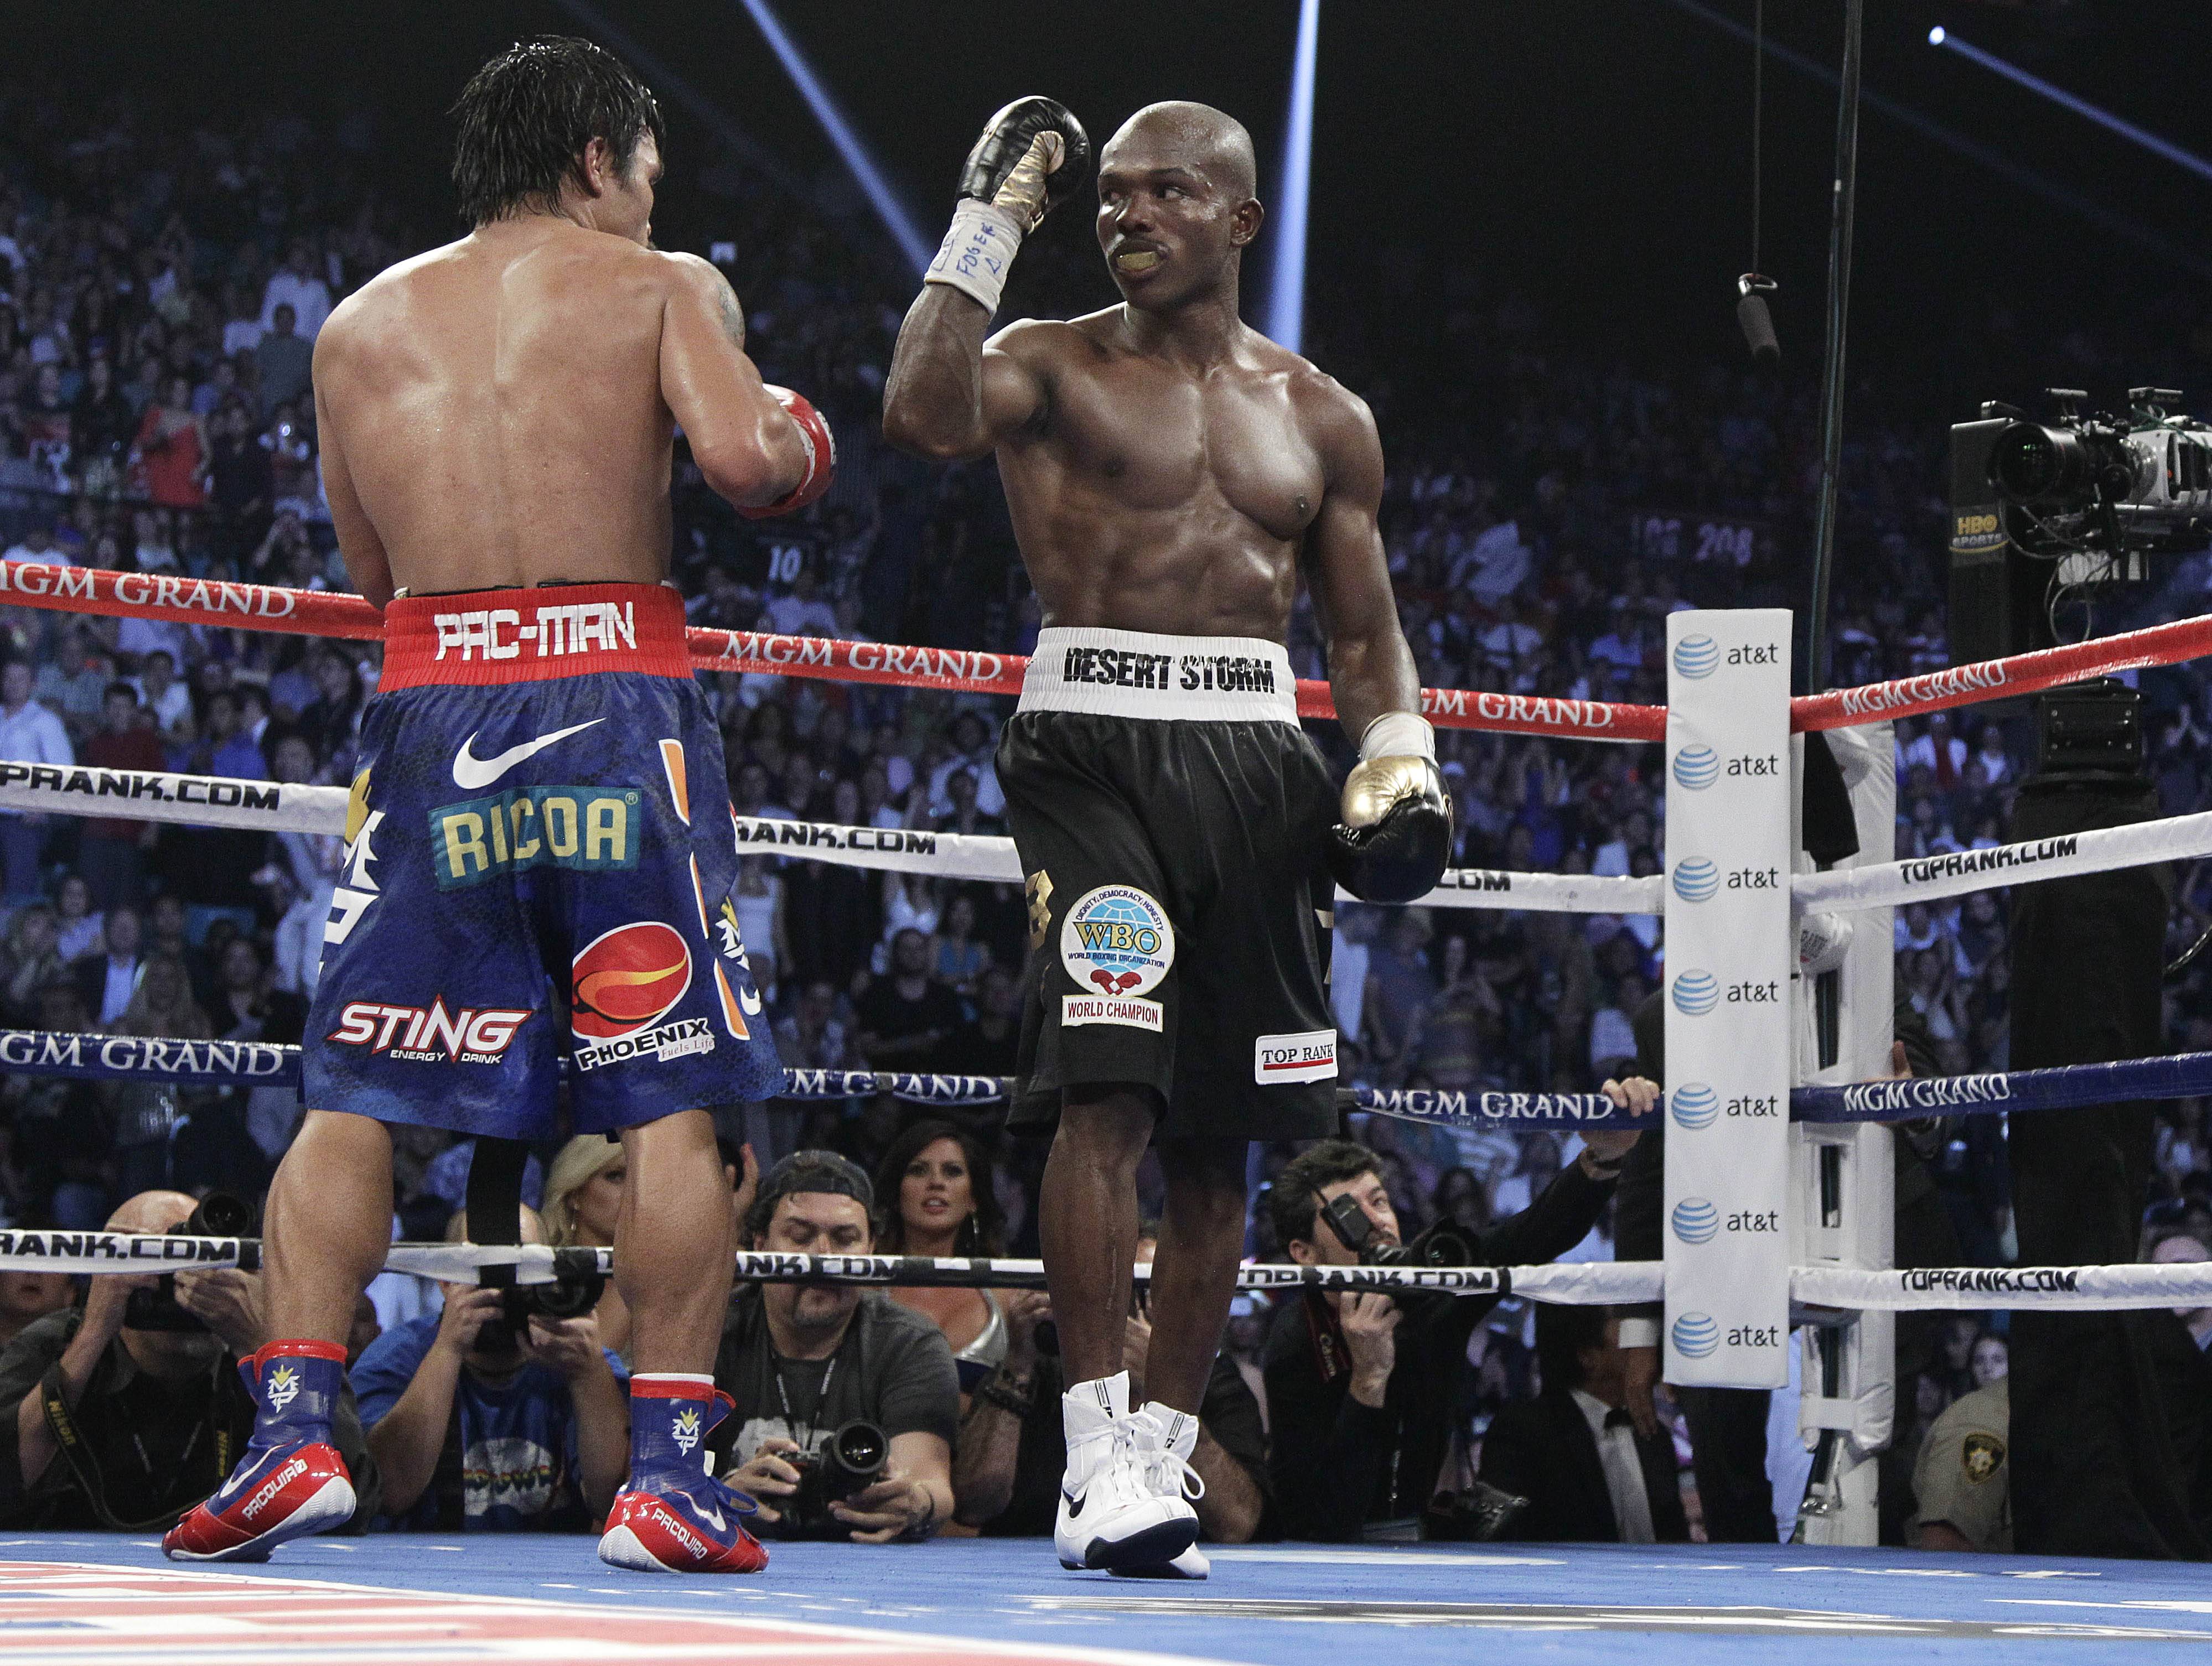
[164,1339,357,1561]
[598,1376,768,1574]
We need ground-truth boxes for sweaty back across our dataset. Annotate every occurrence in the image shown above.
[318,221,679,595]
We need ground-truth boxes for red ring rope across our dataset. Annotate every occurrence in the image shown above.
[18,556,2204,743]
[0,559,1662,741]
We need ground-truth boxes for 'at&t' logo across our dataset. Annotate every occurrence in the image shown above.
[1060,885,1174,998]
[573,922,693,1042]
[1671,1197,1719,1244]
[1671,969,1719,1015]
[1672,1311,1721,1358]
[1672,745,1719,790]
[1671,857,1719,902]
[1669,1082,1719,1129]
[1672,635,1719,679]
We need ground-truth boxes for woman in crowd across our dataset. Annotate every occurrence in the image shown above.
[129,372,210,510]
[932,889,991,1000]
[3,905,66,1026]
[51,873,102,964]
[872,1119,1011,1393]
[540,1133,634,1358]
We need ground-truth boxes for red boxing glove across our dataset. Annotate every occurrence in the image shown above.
[738,386,836,520]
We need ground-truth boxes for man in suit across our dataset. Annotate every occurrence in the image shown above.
[1479,1303,1688,1544]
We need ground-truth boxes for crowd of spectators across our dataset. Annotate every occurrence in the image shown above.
[1,73,2210,1549]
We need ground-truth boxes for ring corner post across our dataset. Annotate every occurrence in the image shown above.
[1661,609,1794,1394]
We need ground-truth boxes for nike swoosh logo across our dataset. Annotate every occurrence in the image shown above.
[452,719,604,790]
[1062,1488,1085,1519]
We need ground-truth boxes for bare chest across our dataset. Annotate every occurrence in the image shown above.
[1045,361,1324,541]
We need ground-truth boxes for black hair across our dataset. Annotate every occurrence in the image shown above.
[872,1119,1006,1256]
[450,37,666,226]
[744,1148,874,1245]
[1266,1138,1381,1251]
[1535,1301,1610,1395]
[103,680,138,706]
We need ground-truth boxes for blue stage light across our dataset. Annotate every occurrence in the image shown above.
[1265,0,1322,352]
[1931,25,2212,186]
[734,0,935,275]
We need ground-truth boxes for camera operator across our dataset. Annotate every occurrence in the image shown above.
[712,1151,957,1543]
[1264,1083,1650,1543]
[954,1225,1269,1562]
[351,1206,628,1531]
[0,1190,376,1531]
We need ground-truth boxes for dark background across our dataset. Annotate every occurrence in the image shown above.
[14,0,2212,389]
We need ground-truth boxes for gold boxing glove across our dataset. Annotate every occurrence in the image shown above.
[1329,714,1453,904]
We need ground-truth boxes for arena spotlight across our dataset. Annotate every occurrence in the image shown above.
[1930,26,2212,187]
[1265,0,1322,353]
[733,0,934,276]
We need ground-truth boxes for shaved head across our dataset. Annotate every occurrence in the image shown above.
[1104,102,1256,202]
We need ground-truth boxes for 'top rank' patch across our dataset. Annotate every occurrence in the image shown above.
[1059,885,1174,999]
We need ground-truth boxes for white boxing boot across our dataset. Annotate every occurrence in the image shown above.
[1107,1402,1209,1579]
[1054,1373,1199,1572]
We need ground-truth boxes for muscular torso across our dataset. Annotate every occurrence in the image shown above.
[314,221,678,596]
[996,309,1331,640]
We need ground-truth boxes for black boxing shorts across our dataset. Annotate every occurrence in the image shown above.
[997,627,1339,1142]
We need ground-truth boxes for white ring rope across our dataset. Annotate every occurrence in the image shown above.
[0,762,1662,914]
[1794,809,2212,914]
[1794,1262,2212,1312]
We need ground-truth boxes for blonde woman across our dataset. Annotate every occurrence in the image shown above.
[540,1134,634,1358]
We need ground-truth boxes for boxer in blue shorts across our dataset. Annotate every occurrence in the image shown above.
[167,39,833,1572]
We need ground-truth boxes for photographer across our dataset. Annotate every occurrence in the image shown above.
[1263,1086,1649,1543]
[711,1151,957,1543]
[0,1190,376,1531]
[351,1206,627,1532]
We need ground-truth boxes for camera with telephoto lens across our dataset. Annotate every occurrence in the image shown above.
[776,1419,889,1539]
[491,1255,608,1342]
[1322,1191,1475,1270]
[123,1192,256,1332]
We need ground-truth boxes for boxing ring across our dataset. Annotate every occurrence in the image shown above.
[3,559,2212,1660]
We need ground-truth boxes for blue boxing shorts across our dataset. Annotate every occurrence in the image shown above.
[303,582,781,1139]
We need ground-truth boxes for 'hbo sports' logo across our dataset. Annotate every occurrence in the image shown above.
[1671,857,1719,902]
[1669,1081,1720,1130]
[1672,1311,1721,1358]
[1671,1197,1720,1244]
[1672,635,1720,679]
[1672,745,1719,790]
[1671,969,1719,1015]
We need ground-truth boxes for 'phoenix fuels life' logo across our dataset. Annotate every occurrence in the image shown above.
[572,922,693,1042]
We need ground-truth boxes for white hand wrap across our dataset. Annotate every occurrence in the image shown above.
[924,200,1025,317]
[1358,710,1437,764]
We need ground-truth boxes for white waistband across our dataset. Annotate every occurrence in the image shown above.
[1019,628,1299,724]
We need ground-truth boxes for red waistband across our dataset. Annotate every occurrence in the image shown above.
[381,583,694,689]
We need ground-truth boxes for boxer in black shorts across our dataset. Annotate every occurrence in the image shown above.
[887,98,1447,1576]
